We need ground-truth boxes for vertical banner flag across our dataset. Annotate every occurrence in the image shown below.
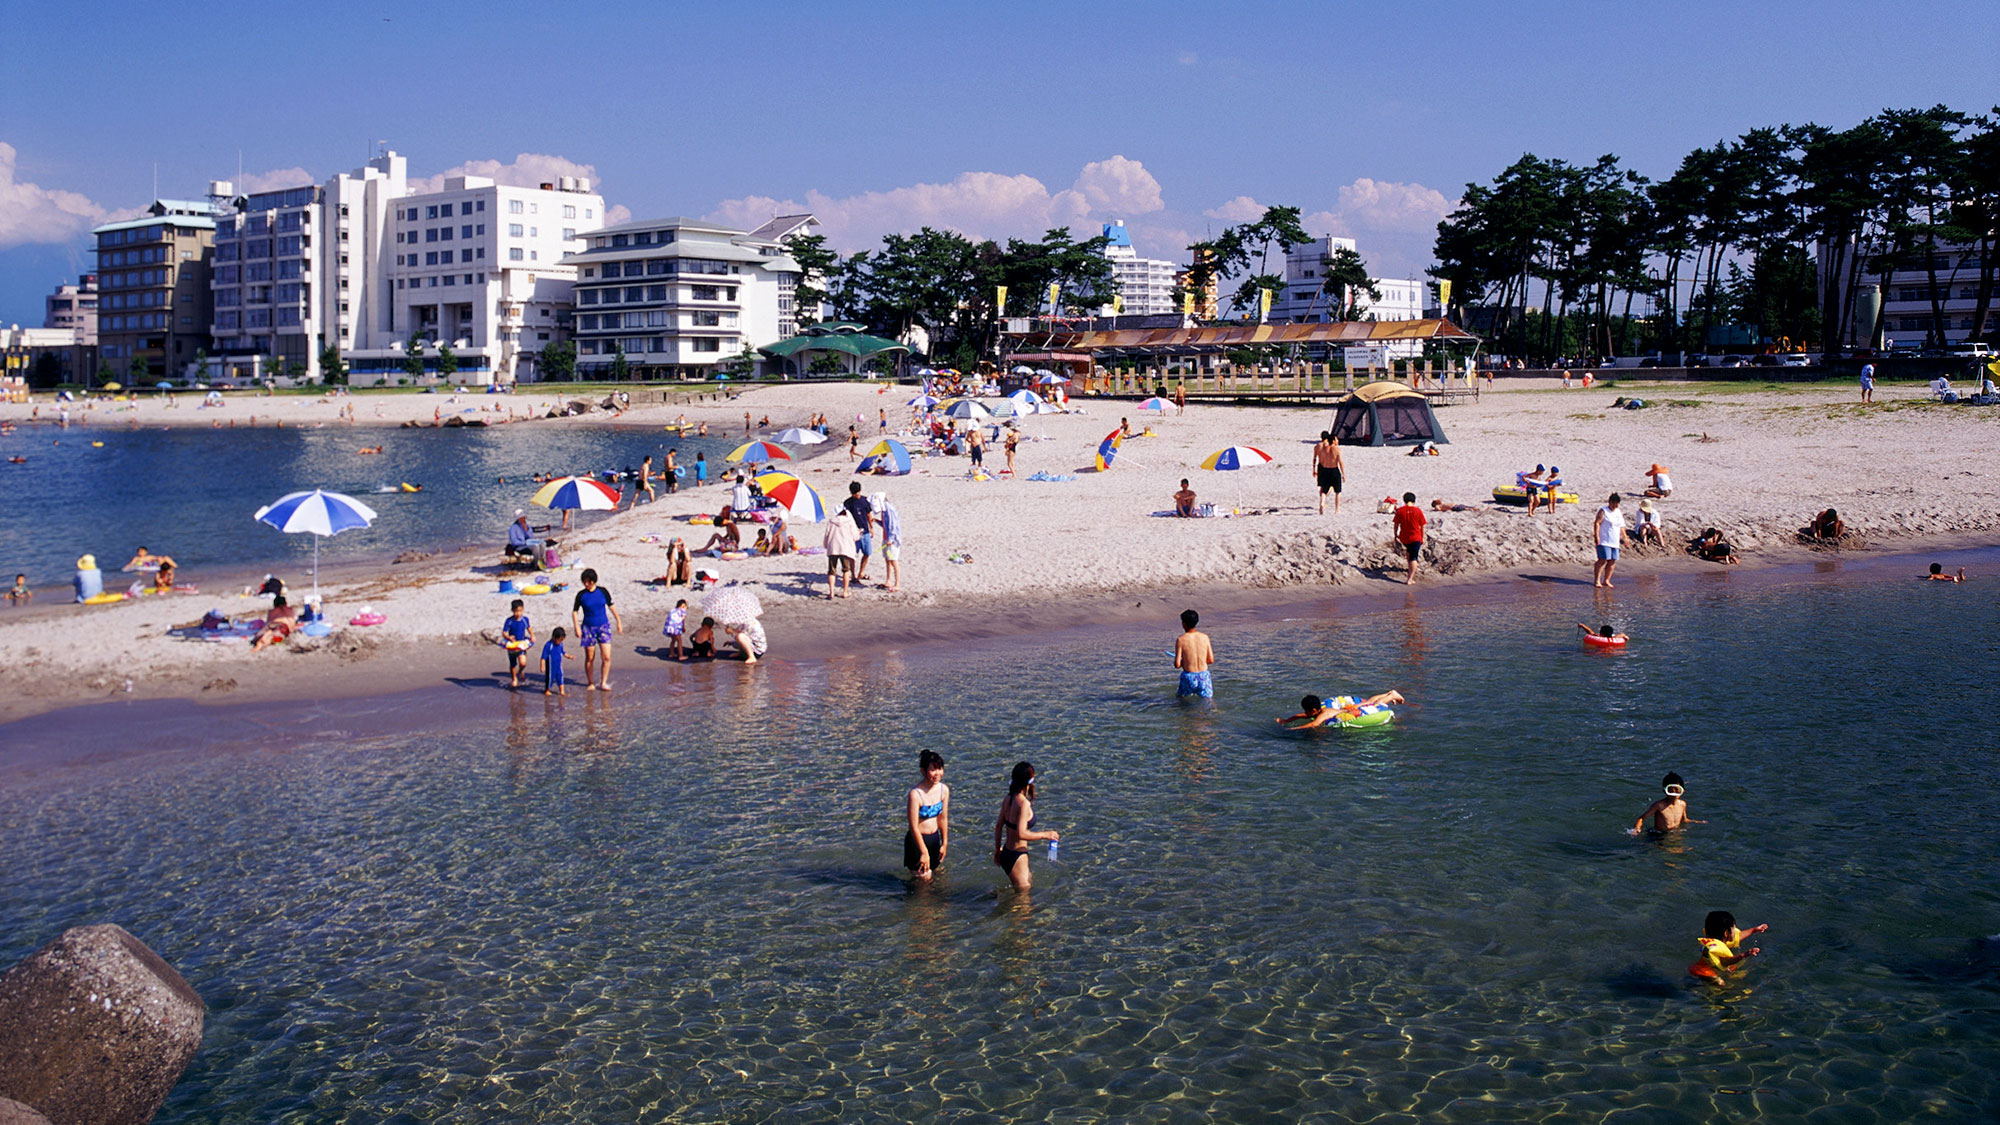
[1047,282,1061,314]
[1182,291,1195,315]
[1113,294,1125,313]
[995,286,1007,318]
[1438,280,1452,310]
[1259,288,1273,322]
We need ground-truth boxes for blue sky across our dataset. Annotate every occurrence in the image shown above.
[3,0,1994,325]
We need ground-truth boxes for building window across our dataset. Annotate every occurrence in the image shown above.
[582,267,595,278]
[425,229,438,243]
[530,251,537,261]
[461,202,473,215]
[461,225,473,238]
[476,248,485,259]
[460,250,472,263]
[580,315,598,330]
[563,228,575,240]
[426,252,439,265]
[529,227,537,237]
[509,224,524,237]
[563,205,577,219]
[580,290,598,305]
[693,337,720,353]
[647,285,667,301]
[440,227,453,241]
[508,200,524,214]
[476,200,485,212]
[426,205,439,219]
[444,275,455,286]
[509,248,524,261]
[625,287,644,302]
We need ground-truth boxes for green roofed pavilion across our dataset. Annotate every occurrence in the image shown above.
[760,323,909,378]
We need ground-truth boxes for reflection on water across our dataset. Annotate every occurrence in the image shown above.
[2,576,1999,1121]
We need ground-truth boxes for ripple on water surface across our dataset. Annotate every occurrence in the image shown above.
[3,576,1998,1121]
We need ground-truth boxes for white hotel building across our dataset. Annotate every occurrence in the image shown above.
[1099,220,1179,316]
[1267,236,1428,325]
[562,217,804,378]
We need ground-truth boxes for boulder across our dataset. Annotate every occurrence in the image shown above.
[0,924,203,1125]
[0,1099,51,1125]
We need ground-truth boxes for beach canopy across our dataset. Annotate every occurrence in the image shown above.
[1329,382,1448,447]
[1138,396,1174,411]
[1200,446,1274,471]
[770,427,828,445]
[858,438,913,475]
[530,475,622,511]
[726,440,791,464]
[253,489,380,601]
[753,470,827,522]
[1095,429,1123,472]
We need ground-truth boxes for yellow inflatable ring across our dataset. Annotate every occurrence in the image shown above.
[520,584,552,595]
[83,592,127,605]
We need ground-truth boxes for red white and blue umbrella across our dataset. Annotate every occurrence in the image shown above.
[726,440,791,464]
[1200,446,1275,471]
[529,476,622,511]
[1095,428,1123,472]
[253,489,379,600]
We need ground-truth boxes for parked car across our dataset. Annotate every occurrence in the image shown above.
[1776,353,1813,367]
[1749,355,1782,367]
[1945,341,1993,358]
[1715,356,1752,368]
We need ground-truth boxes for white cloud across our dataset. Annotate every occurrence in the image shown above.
[234,166,315,193]
[1072,155,1163,214]
[1177,51,1200,66]
[1203,195,1266,223]
[0,143,131,249]
[407,153,608,197]
[1301,178,1458,280]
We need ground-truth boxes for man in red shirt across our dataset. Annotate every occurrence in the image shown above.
[1392,491,1426,585]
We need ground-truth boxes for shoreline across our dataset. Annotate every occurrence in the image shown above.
[3,533,1991,750]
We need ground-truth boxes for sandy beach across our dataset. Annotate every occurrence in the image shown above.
[2,376,1993,723]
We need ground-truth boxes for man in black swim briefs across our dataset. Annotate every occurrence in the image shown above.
[1313,431,1345,514]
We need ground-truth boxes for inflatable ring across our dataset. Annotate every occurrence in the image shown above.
[520,584,552,595]
[1582,633,1627,648]
[348,613,387,626]
[688,515,715,526]
[1337,708,1395,729]
[82,592,127,605]
[504,639,530,651]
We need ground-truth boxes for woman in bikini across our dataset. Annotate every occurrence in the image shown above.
[992,761,1059,890]
[905,750,950,881]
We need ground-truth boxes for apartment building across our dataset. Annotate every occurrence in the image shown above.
[92,200,217,379]
[562,216,802,378]
[746,214,821,337]
[1268,236,1426,324]
[343,173,603,384]
[1099,220,1179,316]
[209,150,408,382]
[1819,240,1995,351]
[44,275,98,342]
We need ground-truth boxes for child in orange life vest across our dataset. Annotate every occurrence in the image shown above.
[1690,909,1768,981]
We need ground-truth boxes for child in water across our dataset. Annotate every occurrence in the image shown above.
[541,627,568,696]
[1277,690,1404,728]
[1630,772,1705,834]
[1690,910,1768,981]
[1926,563,1967,583]
[1578,623,1628,642]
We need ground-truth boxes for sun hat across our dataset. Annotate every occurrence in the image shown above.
[1649,463,1667,474]
[1639,499,1655,512]
[76,554,97,570]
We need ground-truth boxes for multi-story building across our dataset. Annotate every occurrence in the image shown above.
[745,214,822,337]
[208,151,408,382]
[342,173,603,384]
[1268,235,1427,324]
[92,200,217,379]
[1819,239,1995,352]
[3,324,95,386]
[562,216,803,378]
[1099,220,1179,316]
[44,275,98,342]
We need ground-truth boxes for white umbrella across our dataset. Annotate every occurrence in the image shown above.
[771,427,828,445]
[253,489,380,602]
[702,584,763,627]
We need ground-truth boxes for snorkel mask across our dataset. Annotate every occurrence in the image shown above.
[1664,783,1686,798]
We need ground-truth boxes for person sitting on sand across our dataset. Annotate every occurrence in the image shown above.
[8,573,30,606]
[1926,562,1967,583]
[1430,499,1473,512]
[1635,499,1665,546]
[662,538,693,585]
[154,557,177,590]
[751,528,771,554]
[1174,478,1198,517]
[1276,690,1405,729]
[1644,463,1672,498]
[1690,910,1768,982]
[767,518,791,556]
[698,508,741,553]
[1522,465,1552,515]
[1805,508,1846,541]
[251,595,297,651]
[687,616,716,659]
[1631,771,1703,834]
[506,511,537,563]
[1689,528,1739,565]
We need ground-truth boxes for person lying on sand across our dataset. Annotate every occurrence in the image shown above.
[1689,528,1739,565]
[251,596,296,651]
[1430,499,1473,512]
[1276,690,1404,729]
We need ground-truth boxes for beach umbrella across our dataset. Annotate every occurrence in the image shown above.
[253,489,379,601]
[1035,373,1069,385]
[940,399,993,421]
[753,470,828,523]
[1008,389,1047,408]
[726,440,791,464]
[1095,428,1123,472]
[1010,365,1034,374]
[530,475,622,511]
[906,394,940,408]
[857,438,914,475]
[1138,396,1174,411]
[1199,446,1275,471]
[770,427,828,445]
[702,584,763,627]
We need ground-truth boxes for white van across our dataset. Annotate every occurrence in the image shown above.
[1945,342,1993,358]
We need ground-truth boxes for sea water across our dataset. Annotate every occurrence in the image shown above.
[1,569,1996,1121]
[0,422,747,585]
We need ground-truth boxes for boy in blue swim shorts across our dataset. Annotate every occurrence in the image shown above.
[1173,608,1215,698]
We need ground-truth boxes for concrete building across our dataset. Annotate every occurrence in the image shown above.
[1099,220,1179,316]
[562,216,803,378]
[1819,239,1995,352]
[745,214,822,337]
[1267,236,1428,325]
[92,200,217,379]
[338,173,604,385]
[208,151,410,383]
[44,275,98,342]
[3,324,96,387]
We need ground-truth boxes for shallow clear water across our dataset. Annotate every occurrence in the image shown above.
[3,573,1998,1121]
[0,421,748,584]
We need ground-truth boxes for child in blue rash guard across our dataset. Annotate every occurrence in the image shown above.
[541,627,569,696]
[502,598,533,688]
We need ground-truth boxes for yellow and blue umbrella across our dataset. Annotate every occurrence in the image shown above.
[752,470,827,522]
[1095,428,1123,472]
[726,440,791,464]
[858,438,913,475]
[1199,446,1274,471]
[530,475,622,511]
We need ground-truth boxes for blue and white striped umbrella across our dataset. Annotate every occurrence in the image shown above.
[253,489,379,600]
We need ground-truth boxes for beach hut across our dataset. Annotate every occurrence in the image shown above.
[1328,382,1449,447]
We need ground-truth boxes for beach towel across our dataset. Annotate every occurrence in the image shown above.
[1026,471,1077,482]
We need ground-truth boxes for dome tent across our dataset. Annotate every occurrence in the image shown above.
[1328,381,1448,447]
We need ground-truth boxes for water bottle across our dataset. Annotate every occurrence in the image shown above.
[1046,838,1058,860]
